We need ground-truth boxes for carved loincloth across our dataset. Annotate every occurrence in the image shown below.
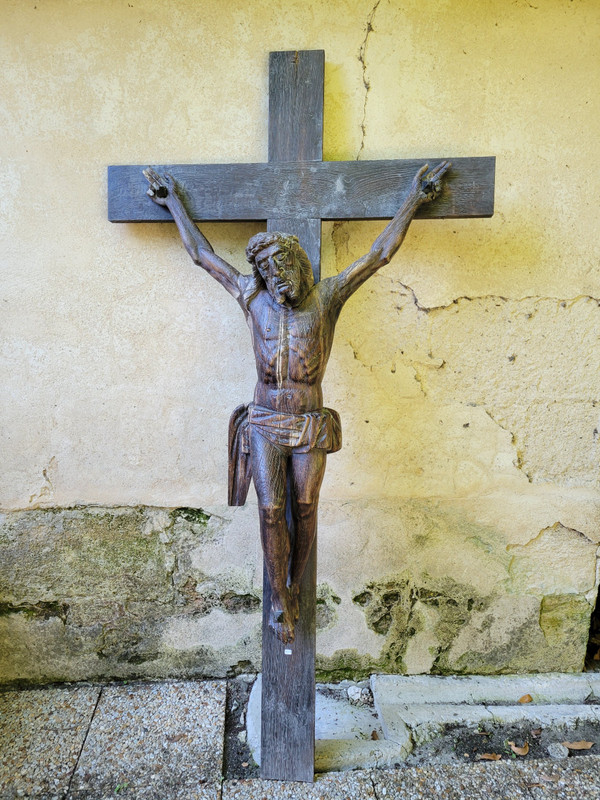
[228,403,341,506]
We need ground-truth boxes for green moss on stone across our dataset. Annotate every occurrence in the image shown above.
[173,508,211,525]
[0,602,68,622]
[316,649,379,682]
[347,571,489,678]
[316,583,342,631]
[540,594,592,645]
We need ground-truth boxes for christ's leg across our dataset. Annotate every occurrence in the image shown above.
[288,448,327,620]
[250,428,295,642]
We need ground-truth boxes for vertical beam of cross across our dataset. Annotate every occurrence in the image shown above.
[260,49,324,783]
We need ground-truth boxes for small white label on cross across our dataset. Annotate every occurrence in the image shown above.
[284,648,292,655]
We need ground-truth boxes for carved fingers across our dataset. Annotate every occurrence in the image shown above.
[420,160,452,202]
[143,167,175,205]
[410,163,429,193]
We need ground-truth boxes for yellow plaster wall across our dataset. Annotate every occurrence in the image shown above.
[1,0,599,677]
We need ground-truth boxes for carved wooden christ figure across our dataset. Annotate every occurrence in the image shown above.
[143,161,450,644]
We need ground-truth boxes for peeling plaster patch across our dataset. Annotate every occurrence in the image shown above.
[410,294,600,489]
[331,220,350,268]
[163,607,261,651]
[316,583,342,631]
[507,523,598,596]
[445,595,543,674]
[28,457,57,507]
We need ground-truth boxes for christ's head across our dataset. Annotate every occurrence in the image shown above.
[246,232,314,307]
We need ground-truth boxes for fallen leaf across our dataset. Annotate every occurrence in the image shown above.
[508,740,529,756]
[531,728,542,738]
[371,730,379,740]
[561,740,594,750]
[166,733,186,743]
[518,694,533,704]
[477,753,502,761]
[241,762,249,768]
[539,774,560,783]
[476,731,491,736]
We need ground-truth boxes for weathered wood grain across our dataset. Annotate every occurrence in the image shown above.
[259,48,322,784]
[268,50,324,164]
[108,157,495,223]
[260,509,317,783]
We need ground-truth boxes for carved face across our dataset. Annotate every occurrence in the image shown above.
[255,243,305,307]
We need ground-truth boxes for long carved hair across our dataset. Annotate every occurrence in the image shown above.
[243,232,314,304]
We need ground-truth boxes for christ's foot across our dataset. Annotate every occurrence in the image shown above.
[269,601,295,644]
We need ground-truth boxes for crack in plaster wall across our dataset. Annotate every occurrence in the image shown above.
[357,0,381,161]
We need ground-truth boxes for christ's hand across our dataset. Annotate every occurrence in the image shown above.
[411,160,452,203]
[143,168,176,207]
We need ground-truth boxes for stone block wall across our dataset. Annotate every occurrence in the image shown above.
[1,1,599,683]
[0,503,597,684]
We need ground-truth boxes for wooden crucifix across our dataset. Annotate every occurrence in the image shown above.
[108,50,495,782]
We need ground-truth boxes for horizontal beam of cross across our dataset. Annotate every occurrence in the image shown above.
[108,157,495,223]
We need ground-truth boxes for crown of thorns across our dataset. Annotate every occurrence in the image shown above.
[245,232,300,264]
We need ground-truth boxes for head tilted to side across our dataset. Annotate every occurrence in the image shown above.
[245,232,314,307]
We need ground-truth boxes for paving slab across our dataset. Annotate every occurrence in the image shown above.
[373,758,600,799]
[393,703,496,728]
[381,703,495,746]
[487,703,600,726]
[520,756,600,799]
[371,673,600,706]
[247,676,411,771]
[67,680,225,800]
[0,684,100,799]
[223,769,376,799]
[372,762,535,800]
[315,740,405,773]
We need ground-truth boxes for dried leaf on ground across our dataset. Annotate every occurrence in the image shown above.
[526,774,560,788]
[531,728,542,738]
[561,740,594,750]
[518,694,533,704]
[477,753,502,761]
[371,730,379,740]
[508,740,529,756]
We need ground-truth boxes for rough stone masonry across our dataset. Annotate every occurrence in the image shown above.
[1,1,599,683]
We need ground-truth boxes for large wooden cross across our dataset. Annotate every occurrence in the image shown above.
[108,50,494,782]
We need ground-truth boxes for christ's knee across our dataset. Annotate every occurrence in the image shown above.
[259,503,286,529]
[295,501,317,528]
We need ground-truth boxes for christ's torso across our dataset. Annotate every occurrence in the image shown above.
[245,279,341,414]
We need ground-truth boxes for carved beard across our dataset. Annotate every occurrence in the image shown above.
[266,267,302,306]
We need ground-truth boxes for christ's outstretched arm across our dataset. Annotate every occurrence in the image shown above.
[333,161,451,305]
[143,168,247,303]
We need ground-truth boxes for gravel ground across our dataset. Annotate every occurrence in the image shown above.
[222,770,376,800]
